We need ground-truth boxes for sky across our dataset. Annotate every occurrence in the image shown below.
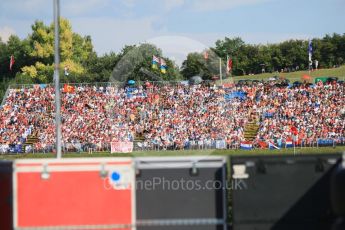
[0,0,344,65]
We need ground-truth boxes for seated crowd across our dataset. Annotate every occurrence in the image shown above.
[0,80,344,153]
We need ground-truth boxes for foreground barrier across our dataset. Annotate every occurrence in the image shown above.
[135,157,228,230]
[0,156,227,230]
[0,158,135,230]
[230,154,342,230]
[2,154,345,229]
[1,137,344,154]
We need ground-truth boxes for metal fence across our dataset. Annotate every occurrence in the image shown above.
[231,74,345,83]
[1,138,344,155]
[5,75,345,90]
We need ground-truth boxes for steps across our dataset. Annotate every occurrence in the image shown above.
[244,113,260,141]
[22,135,39,153]
[134,134,145,142]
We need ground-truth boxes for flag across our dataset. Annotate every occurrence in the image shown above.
[152,55,159,70]
[285,138,293,148]
[308,39,312,63]
[226,56,232,74]
[160,66,167,74]
[240,141,252,150]
[160,58,167,74]
[291,126,298,136]
[9,55,15,71]
[63,84,75,93]
[204,51,209,60]
[269,141,280,150]
[33,84,40,90]
[258,141,268,149]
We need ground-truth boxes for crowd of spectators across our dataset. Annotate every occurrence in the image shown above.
[0,80,344,153]
[255,80,345,147]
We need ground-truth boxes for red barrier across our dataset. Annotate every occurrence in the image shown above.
[1,158,135,230]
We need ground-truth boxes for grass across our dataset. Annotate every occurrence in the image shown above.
[1,146,344,160]
[224,65,345,83]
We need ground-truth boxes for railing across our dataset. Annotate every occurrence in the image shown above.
[1,138,344,155]
[4,75,345,93]
[7,82,121,90]
[233,76,344,82]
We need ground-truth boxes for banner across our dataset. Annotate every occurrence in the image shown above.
[10,55,15,71]
[152,55,159,69]
[240,141,252,150]
[226,56,232,74]
[63,84,75,93]
[111,142,133,153]
[160,58,167,74]
[215,140,226,149]
[269,141,280,150]
[317,139,334,146]
[204,51,209,60]
[285,138,293,148]
[308,39,313,63]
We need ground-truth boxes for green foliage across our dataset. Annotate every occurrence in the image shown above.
[85,52,119,82]
[181,33,345,78]
[19,18,93,82]
[181,51,220,80]
[111,43,181,83]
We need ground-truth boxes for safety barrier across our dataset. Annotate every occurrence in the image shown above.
[1,137,344,155]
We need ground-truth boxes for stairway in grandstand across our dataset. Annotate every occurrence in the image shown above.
[134,132,145,142]
[243,114,260,141]
[22,135,39,153]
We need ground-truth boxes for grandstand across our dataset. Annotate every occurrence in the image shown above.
[0,79,344,154]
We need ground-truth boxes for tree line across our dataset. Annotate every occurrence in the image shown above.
[182,35,345,79]
[0,18,345,97]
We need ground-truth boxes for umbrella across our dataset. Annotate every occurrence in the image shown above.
[180,81,189,86]
[328,77,338,81]
[237,80,245,85]
[189,76,203,85]
[128,80,135,85]
[293,81,302,86]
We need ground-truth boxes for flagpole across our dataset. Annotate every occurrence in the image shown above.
[219,57,223,85]
[54,0,62,159]
[308,39,312,76]
[293,135,296,156]
[226,55,228,77]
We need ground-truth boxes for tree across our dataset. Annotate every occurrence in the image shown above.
[85,52,119,82]
[181,51,218,80]
[111,43,180,83]
[320,35,336,67]
[213,37,246,75]
[19,18,94,83]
